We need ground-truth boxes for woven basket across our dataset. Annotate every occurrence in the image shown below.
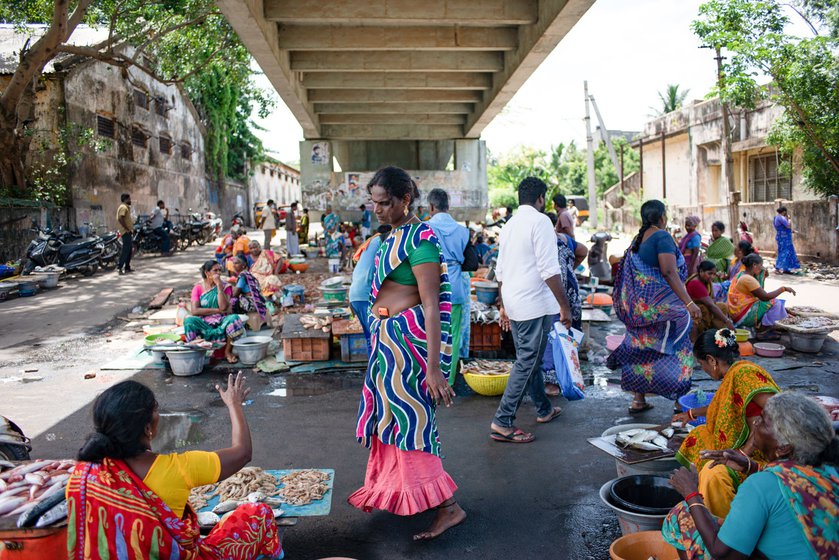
[463,372,509,396]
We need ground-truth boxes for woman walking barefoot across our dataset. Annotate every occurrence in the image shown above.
[348,166,466,541]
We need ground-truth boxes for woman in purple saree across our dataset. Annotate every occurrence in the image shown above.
[773,206,801,273]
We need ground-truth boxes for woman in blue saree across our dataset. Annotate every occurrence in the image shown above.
[773,206,801,273]
[679,215,702,277]
[323,206,341,257]
[608,201,702,413]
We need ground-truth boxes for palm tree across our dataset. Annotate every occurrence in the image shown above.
[649,84,690,116]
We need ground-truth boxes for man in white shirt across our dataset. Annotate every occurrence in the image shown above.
[259,199,278,249]
[148,200,171,255]
[491,177,571,444]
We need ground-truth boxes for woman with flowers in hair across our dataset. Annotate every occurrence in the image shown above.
[672,328,780,518]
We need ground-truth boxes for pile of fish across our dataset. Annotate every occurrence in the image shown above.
[300,315,333,332]
[461,359,514,376]
[0,459,76,528]
[470,302,500,324]
[614,424,693,453]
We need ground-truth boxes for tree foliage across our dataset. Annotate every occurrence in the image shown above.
[0,0,270,198]
[692,0,839,197]
[487,138,640,210]
[650,84,691,116]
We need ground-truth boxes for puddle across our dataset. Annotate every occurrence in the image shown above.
[582,364,622,400]
[153,409,207,453]
[265,373,362,397]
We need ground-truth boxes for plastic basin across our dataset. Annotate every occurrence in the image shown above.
[599,480,669,536]
[753,342,785,357]
[473,281,499,305]
[677,391,716,426]
[165,348,206,376]
[609,475,683,515]
[601,424,680,477]
[232,336,272,365]
[320,286,348,302]
[463,372,509,396]
[609,531,679,560]
[735,328,750,342]
[289,262,309,273]
[145,333,182,347]
[789,332,828,353]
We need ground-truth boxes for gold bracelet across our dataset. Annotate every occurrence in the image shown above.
[688,502,708,512]
[688,408,695,421]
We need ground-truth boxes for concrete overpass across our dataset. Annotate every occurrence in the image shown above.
[217,0,595,219]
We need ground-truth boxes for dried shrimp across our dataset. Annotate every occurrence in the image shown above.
[276,470,330,506]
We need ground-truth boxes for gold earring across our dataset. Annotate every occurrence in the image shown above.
[404,206,409,216]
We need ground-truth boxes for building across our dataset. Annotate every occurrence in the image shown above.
[0,25,210,234]
[248,158,301,224]
[604,97,838,263]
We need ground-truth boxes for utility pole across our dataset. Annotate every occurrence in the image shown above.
[715,46,738,231]
[584,81,598,228]
[589,93,620,173]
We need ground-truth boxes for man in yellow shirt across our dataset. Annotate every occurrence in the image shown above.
[117,193,135,275]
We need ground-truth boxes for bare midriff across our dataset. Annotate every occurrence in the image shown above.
[372,278,421,319]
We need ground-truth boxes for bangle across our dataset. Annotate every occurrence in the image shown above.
[688,409,695,421]
[688,502,709,513]
[685,491,703,502]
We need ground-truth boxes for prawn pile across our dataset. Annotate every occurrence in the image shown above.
[276,470,330,506]
[461,359,514,376]
[189,467,282,512]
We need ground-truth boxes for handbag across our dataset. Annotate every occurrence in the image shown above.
[549,323,586,401]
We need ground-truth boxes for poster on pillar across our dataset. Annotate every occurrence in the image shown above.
[311,142,330,166]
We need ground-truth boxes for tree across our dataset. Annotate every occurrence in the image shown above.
[650,84,691,116]
[0,0,269,198]
[693,0,839,196]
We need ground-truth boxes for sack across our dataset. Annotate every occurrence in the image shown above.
[549,323,585,401]
[462,243,480,272]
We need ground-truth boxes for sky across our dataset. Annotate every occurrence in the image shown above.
[249,0,725,165]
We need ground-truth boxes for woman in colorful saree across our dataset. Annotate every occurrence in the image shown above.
[230,255,270,329]
[705,221,734,279]
[323,206,341,258]
[248,240,284,297]
[663,391,839,560]
[183,260,246,363]
[686,261,734,340]
[727,241,754,282]
[608,200,702,414]
[672,329,779,517]
[728,253,795,329]
[348,166,466,541]
[679,215,703,276]
[774,206,801,273]
[67,374,281,560]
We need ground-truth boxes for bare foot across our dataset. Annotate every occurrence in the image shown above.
[225,353,239,364]
[413,500,466,541]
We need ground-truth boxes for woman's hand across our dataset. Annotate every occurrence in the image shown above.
[700,449,751,473]
[217,371,251,409]
[724,317,735,329]
[672,412,691,424]
[783,286,796,296]
[669,465,700,498]
[426,365,454,407]
[687,301,702,322]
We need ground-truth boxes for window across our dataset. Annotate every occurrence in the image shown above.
[270,169,275,177]
[159,135,172,155]
[133,88,149,110]
[155,96,167,117]
[131,126,148,148]
[180,142,192,159]
[749,153,791,202]
[96,115,115,138]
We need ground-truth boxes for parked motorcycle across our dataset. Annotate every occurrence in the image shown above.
[132,218,180,257]
[50,223,122,270]
[22,224,104,276]
[231,212,245,228]
[0,415,31,461]
[206,211,222,243]
[185,209,212,246]
[588,231,613,282]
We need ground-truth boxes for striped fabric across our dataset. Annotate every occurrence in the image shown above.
[357,222,453,456]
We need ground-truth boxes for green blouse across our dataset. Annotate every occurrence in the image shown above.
[386,240,440,285]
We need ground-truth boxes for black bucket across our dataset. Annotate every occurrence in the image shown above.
[609,475,682,515]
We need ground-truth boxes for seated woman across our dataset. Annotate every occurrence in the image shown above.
[229,255,270,329]
[686,261,734,340]
[184,261,245,363]
[727,241,754,282]
[67,375,281,560]
[215,229,235,266]
[248,240,284,298]
[728,253,795,329]
[664,391,838,560]
[673,329,779,517]
[705,221,734,279]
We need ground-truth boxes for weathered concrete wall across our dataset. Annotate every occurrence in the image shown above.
[668,197,839,264]
[61,56,209,231]
[219,179,248,228]
[299,139,487,223]
[248,160,301,225]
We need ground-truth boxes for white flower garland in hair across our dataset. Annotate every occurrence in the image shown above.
[715,329,736,348]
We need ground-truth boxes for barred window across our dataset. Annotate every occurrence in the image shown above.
[96,115,115,138]
[133,88,149,110]
[131,126,148,148]
[180,142,192,159]
[155,97,167,116]
[749,153,792,202]
[159,135,172,155]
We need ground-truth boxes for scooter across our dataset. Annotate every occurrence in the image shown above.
[22,224,104,276]
[588,231,613,283]
[186,210,212,246]
[48,223,121,271]
[0,415,31,461]
[205,211,222,242]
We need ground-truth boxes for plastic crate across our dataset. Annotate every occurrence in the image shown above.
[470,322,502,353]
[340,332,368,363]
[283,337,330,362]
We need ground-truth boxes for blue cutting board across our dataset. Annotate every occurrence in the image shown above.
[198,469,334,517]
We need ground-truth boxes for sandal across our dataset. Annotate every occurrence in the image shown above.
[629,402,654,414]
[536,406,563,424]
[490,428,535,444]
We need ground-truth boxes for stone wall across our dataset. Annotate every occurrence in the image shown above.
[0,203,73,264]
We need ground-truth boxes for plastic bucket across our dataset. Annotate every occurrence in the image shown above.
[32,271,59,288]
[601,424,680,477]
[165,349,205,376]
[473,281,499,305]
[609,475,683,515]
[320,286,348,303]
[609,531,679,560]
[17,281,38,297]
[600,480,669,536]
[232,336,272,365]
[677,391,716,426]
[328,258,341,273]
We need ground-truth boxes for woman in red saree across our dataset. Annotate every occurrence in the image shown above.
[67,374,281,560]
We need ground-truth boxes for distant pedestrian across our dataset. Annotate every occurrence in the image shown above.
[117,193,134,275]
[148,200,171,255]
[286,202,299,256]
[773,206,800,273]
[258,199,278,250]
[491,177,569,444]
[298,208,310,247]
[359,204,372,239]
[567,199,579,225]
[679,215,702,276]
[553,194,575,238]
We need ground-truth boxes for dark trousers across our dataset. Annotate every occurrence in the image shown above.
[154,227,171,253]
[493,315,554,428]
[119,234,133,270]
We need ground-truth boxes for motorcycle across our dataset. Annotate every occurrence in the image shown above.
[588,231,613,283]
[22,224,104,276]
[50,223,121,270]
[0,415,31,461]
[185,209,212,246]
[205,211,223,242]
[231,212,245,228]
[132,218,180,257]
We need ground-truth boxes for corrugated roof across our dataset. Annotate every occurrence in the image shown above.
[0,24,109,74]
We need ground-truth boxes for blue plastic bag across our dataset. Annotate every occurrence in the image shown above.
[549,323,586,401]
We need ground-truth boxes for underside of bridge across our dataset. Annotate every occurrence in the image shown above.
[217,0,595,218]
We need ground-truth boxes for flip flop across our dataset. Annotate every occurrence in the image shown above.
[490,428,535,444]
[536,406,563,424]
[629,403,654,414]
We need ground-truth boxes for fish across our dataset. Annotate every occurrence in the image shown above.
[272,508,284,518]
[629,430,658,445]
[197,511,220,526]
[652,436,670,449]
[262,496,283,507]
[212,499,241,514]
[0,496,28,516]
[660,428,675,438]
[24,473,46,487]
[246,491,266,503]
[35,500,67,528]
[0,460,54,481]
[630,441,664,452]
